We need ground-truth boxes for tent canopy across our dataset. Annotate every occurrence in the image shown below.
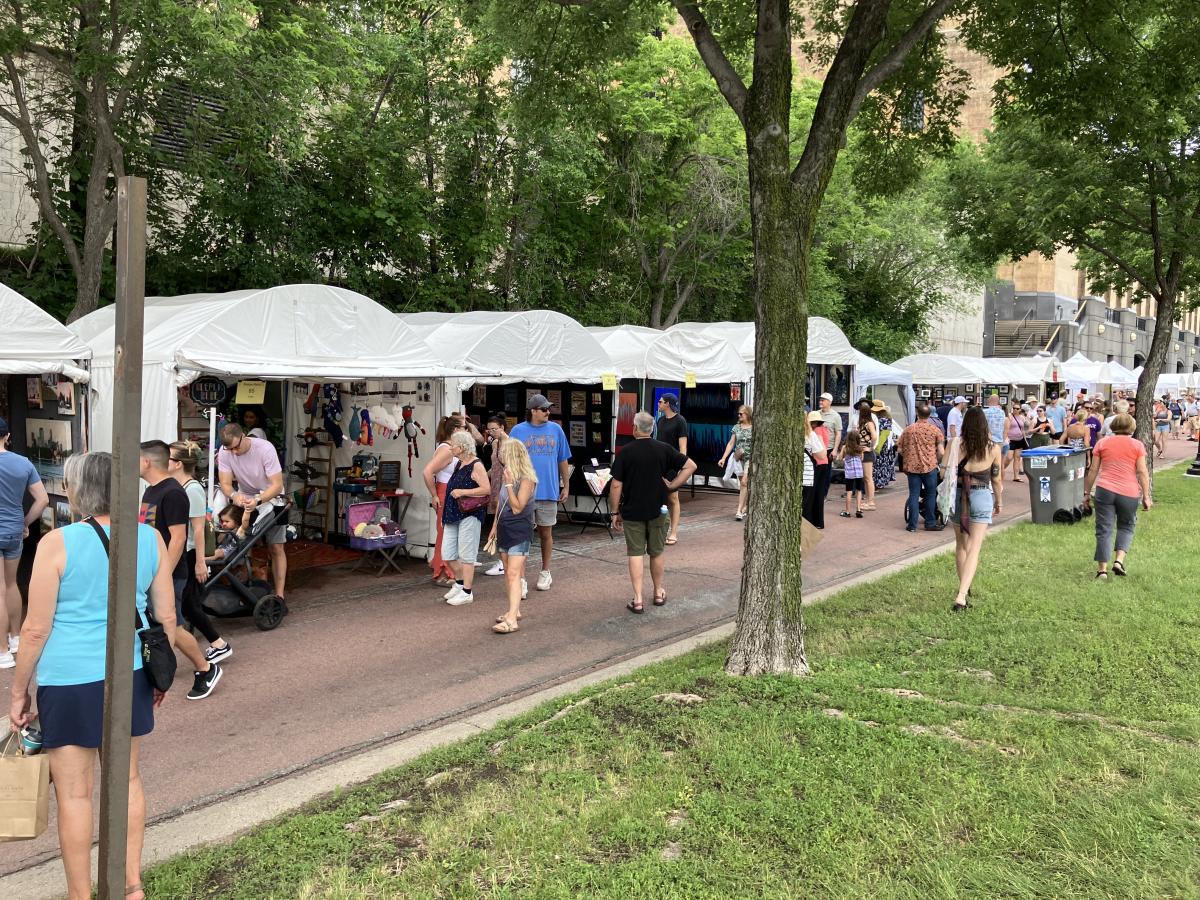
[1,281,91,381]
[891,353,1061,386]
[73,285,463,381]
[1062,352,1137,388]
[667,316,858,366]
[587,325,752,382]
[398,309,612,384]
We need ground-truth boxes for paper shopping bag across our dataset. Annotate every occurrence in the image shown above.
[0,732,50,842]
[800,518,823,559]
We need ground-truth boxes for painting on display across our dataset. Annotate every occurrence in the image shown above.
[591,411,602,424]
[472,384,487,407]
[55,382,76,416]
[825,365,851,406]
[569,421,586,447]
[730,383,742,403]
[26,419,73,495]
[570,392,586,415]
[26,377,43,409]
[590,392,602,405]
[504,388,519,413]
[547,390,562,412]
[616,392,637,436]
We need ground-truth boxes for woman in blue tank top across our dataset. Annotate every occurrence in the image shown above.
[7,452,175,900]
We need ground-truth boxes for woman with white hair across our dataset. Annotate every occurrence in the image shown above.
[8,452,176,900]
[440,430,491,606]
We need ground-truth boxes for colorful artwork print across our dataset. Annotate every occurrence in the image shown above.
[26,419,74,495]
[616,392,637,436]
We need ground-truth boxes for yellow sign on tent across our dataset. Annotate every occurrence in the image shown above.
[235,379,266,404]
[601,373,618,391]
[684,372,697,388]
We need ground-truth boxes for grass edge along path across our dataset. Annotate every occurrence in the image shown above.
[149,475,1200,899]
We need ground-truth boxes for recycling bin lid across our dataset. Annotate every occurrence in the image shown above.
[1021,447,1073,457]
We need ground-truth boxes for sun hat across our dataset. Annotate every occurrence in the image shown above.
[806,410,824,423]
[870,399,887,413]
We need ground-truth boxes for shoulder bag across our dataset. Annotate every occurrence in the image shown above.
[83,519,177,692]
[451,460,489,513]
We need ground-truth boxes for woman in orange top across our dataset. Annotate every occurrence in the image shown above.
[1084,413,1152,579]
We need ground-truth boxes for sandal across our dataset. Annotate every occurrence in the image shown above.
[432,576,454,588]
[126,886,144,900]
[626,600,644,614]
[665,536,678,546]
[951,600,969,612]
[1096,571,1108,580]
[653,589,667,607]
[495,611,523,623]
[492,619,520,634]
[1113,560,1126,576]
[839,511,851,518]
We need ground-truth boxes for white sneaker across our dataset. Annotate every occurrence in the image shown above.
[446,590,474,606]
[0,651,14,669]
[7,634,17,653]
[536,570,553,591]
[443,583,466,601]
[521,578,528,599]
[484,561,505,576]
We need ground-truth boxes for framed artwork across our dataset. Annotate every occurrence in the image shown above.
[26,377,43,409]
[547,390,562,412]
[590,392,602,405]
[571,392,586,415]
[504,388,519,413]
[616,392,637,436]
[472,384,487,406]
[730,384,742,403]
[825,365,851,406]
[26,419,73,495]
[55,382,76,416]
[569,421,586,446]
[591,411,602,424]
[591,430,602,444]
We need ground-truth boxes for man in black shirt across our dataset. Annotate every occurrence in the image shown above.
[611,411,697,614]
[653,392,689,545]
[140,441,222,700]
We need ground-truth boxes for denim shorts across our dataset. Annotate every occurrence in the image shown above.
[500,540,530,557]
[1155,424,1170,433]
[0,536,21,561]
[441,516,482,564]
[965,487,994,525]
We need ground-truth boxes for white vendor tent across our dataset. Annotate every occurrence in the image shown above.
[667,321,755,364]
[72,285,465,450]
[852,350,915,424]
[587,325,752,383]
[891,353,1062,389]
[667,316,859,367]
[1061,352,1139,395]
[1153,371,1200,395]
[1,281,91,381]
[398,310,612,386]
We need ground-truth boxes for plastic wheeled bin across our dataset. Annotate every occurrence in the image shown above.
[1021,447,1088,524]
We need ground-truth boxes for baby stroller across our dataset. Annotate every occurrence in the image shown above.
[200,501,290,631]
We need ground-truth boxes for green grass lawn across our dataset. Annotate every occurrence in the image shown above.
[148,473,1200,899]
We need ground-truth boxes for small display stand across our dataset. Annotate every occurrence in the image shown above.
[347,500,408,576]
[577,465,614,539]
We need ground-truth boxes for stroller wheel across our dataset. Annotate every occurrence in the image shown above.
[253,594,286,631]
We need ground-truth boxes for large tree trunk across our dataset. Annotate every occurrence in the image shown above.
[1134,285,1179,465]
[724,1,809,677]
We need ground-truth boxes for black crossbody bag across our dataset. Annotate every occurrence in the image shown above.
[83,518,177,692]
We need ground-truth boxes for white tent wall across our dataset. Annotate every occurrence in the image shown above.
[851,350,915,425]
[83,361,180,451]
[0,281,91,380]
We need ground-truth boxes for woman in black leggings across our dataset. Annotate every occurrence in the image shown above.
[169,441,232,665]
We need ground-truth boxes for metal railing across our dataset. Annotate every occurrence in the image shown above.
[1041,302,1088,355]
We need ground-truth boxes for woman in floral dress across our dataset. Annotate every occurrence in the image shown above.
[872,400,898,491]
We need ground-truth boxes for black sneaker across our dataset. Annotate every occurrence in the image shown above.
[204,642,232,664]
[186,663,223,700]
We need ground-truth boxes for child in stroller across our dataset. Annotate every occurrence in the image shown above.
[199,500,290,631]
[206,505,248,568]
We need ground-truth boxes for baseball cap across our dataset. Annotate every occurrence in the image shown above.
[953,395,968,404]
[0,416,8,437]
[819,392,833,402]
[527,393,552,410]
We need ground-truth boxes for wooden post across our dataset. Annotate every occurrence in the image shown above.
[97,176,147,900]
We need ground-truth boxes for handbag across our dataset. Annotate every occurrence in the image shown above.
[83,518,177,692]
[451,460,488,513]
[936,438,960,521]
[483,491,508,556]
[0,730,50,842]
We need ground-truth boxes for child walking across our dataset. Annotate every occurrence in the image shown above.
[839,430,865,518]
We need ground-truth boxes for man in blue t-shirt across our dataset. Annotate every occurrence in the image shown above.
[0,416,49,668]
[983,393,1008,457]
[509,394,571,593]
[1045,394,1067,438]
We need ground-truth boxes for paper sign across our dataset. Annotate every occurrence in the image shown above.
[601,373,618,391]
[1029,457,1048,469]
[235,379,266,404]
[1067,469,1074,481]
[684,371,697,388]
[1039,476,1051,503]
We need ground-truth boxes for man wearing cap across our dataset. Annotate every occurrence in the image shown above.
[946,396,968,440]
[0,417,49,668]
[510,394,571,591]
[897,404,945,532]
[653,393,689,545]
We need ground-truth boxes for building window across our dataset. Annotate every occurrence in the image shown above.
[1105,308,1122,324]
[1137,317,1149,332]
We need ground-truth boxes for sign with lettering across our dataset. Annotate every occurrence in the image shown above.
[188,376,227,408]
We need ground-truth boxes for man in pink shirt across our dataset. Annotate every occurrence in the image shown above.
[217,424,288,602]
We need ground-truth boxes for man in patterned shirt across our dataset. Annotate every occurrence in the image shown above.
[897,404,945,532]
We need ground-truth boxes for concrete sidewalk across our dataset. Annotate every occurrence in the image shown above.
[3,440,1192,897]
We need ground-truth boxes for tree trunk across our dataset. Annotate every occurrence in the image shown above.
[1134,286,1179,466]
[724,1,808,677]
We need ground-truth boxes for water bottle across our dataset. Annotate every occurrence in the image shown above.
[20,724,42,756]
[660,504,669,517]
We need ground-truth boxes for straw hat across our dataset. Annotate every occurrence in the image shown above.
[870,399,888,413]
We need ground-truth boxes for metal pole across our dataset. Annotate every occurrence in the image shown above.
[207,406,218,506]
[98,176,147,900]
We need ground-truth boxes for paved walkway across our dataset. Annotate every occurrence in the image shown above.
[2,437,1194,881]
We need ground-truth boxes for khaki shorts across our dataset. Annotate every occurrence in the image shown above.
[622,515,669,558]
[533,500,558,527]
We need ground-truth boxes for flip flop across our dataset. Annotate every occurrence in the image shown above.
[665,537,678,546]
[653,590,667,607]
[626,600,644,614]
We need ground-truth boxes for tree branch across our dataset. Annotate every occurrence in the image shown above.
[1076,235,1160,301]
[849,0,959,123]
[671,0,748,125]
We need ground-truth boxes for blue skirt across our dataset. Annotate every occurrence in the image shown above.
[37,674,155,749]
